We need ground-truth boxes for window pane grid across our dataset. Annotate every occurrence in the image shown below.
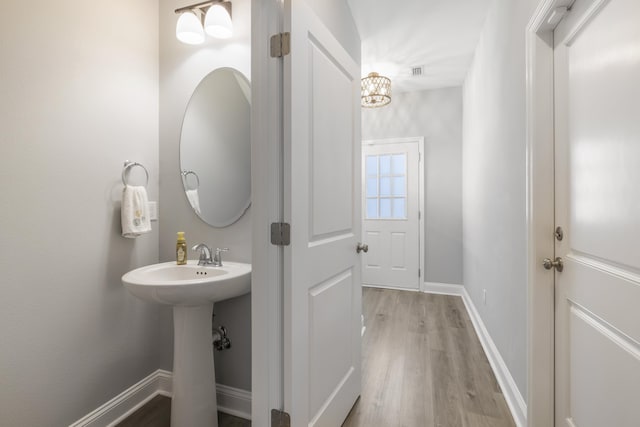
[365,153,407,219]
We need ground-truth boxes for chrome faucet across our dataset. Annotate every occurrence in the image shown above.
[192,243,213,266]
[192,244,229,266]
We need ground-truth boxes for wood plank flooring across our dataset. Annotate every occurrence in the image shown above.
[116,288,514,427]
[342,287,515,427]
[114,395,250,427]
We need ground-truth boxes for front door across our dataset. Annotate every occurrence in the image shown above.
[553,0,640,425]
[283,1,362,425]
[362,139,421,290]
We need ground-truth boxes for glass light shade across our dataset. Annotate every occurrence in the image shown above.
[176,11,205,45]
[204,4,233,39]
[361,72,392,108]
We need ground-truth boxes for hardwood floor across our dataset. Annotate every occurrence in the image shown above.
[342,287,516,427]
[114,395,250,427]
[115,395,171,427]
[116,288,514,427]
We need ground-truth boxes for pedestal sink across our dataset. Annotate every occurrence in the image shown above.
[122,260,251,427]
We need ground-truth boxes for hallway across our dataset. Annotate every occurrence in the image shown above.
[343,288,515,427]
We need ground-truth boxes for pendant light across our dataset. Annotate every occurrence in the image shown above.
[361,72,392,108]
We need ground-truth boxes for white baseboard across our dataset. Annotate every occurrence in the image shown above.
[69,370,251,426]
[69,369,172,427]
[363,283,420,292]
[459,288,527,427]
[422,281,464,295]
[216,384,252,420]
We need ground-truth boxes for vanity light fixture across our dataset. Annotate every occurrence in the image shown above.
[361,72,392,108]
[175,0,233,45]
[204,3,233,38]
[176,10,205,45]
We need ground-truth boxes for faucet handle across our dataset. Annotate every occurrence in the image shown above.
[213,247,229,266]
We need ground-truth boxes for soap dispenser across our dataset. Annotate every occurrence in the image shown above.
[176,232,187,265]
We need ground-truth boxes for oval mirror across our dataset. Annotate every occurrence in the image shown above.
[179,68,251,227]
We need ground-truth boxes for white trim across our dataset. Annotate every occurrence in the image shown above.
[422,281,464,296]
[216,384,253,420]
[460,288,527,427]
[68,370,252,427]
[363,283,420,292]
[361,136,425,292]
[68,370,172,427]
[251,0,284,426]
[526,1,567,425]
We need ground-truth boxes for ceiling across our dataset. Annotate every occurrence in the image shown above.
[347,0,492,93]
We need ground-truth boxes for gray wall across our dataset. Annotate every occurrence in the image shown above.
[462,0,540,401]
[307,0,361,64]
[159,0,252,392]
[0,1,173,425]
[362,87,463,285]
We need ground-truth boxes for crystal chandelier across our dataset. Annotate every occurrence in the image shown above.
[361,72,391,108]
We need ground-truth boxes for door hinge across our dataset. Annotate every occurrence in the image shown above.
[271,222,291,246]
[271,409,291,427]
[419,268,421,278]
[270,32,291,58]
[418,211,421,220]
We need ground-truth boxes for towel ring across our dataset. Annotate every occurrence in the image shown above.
[122,161,149,187]
[181,170,200,190]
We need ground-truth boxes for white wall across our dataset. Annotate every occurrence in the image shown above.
[362,87,463,285]
[0,1,173,425]
[159,0,252,392]
[462,0,540,401]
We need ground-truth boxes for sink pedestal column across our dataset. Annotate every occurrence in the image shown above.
[172,304,218,427]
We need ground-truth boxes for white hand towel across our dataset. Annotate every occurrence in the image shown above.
[186,189,201,215]
[121,185,151,238]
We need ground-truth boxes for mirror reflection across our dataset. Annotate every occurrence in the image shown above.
[179,68,251,227]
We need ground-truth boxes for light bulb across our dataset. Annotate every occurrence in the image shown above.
[204,4,233,39]
[176,11,204,45]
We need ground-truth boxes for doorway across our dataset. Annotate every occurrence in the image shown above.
[361,137,425,291]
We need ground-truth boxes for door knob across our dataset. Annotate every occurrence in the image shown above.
[542,257,563,272]
[356,243,369,254]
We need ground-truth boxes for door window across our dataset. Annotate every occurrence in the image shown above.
[365,153,407,219]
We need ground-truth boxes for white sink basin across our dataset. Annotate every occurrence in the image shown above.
[122,260,251,306]
[121,260,251,427]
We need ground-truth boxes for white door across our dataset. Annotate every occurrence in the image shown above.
[362,140,421,290]
[554,1,640,425]
[283,1,362,426]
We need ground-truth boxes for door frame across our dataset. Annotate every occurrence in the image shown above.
[525,1,575,425]
[361,137,425,292]
[251,0,284,426]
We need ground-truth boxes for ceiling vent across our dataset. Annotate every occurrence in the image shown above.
[411,66,424,77]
